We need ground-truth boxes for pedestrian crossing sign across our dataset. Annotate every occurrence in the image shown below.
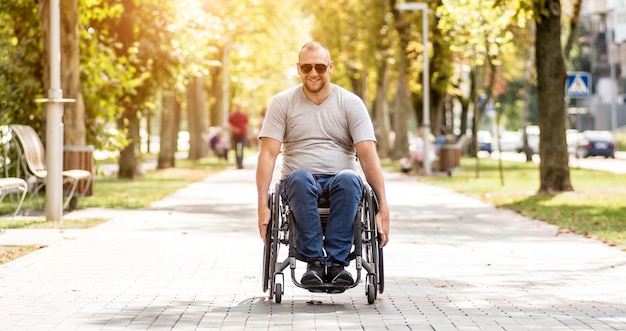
[566,72,591,98]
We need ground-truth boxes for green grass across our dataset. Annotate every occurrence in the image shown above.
[409,157,626,249]
[0,156,228,224]
[80,158,227,209]
[0,153,231,264]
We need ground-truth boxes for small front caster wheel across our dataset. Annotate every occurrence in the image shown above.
[274,283,282,303]
[367,283,376,304]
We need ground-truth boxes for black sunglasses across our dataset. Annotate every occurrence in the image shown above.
[299,63,328,74]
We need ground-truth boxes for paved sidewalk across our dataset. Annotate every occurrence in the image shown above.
[1,160,626,330]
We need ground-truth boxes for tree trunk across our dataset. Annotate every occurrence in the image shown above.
[459,98,469,140]
[373,59,392,158]
[158,92,178,169]
[117,107,141,179]
[60,0,85,146]
[393,74,411,159]
[208,67,222,128]
[186,76,209,160]
[114,0,142,179]
[468,67,479,156]
[521,25,535,162]
[432,91,446,134]
[535,0,573,193]
[391,0,415,159]
[39,0,85,146]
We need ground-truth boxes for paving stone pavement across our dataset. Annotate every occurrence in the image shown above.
[1,158,626,330]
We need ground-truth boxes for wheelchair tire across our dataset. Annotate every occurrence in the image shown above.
[261,194,274,293]
[378,246,385,294]
[274,283,282,303]
[262,186,281,297]
[367,283,376,304]
[365,186,385,295]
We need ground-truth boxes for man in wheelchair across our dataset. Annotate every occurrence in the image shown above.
[256,41,390,288]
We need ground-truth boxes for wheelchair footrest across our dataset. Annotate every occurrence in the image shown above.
[300,282,355,294]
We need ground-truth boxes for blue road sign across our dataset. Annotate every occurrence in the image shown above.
[566,72,591,98]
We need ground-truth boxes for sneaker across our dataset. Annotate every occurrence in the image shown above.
[327,263,354,285]
[301,261,325,285]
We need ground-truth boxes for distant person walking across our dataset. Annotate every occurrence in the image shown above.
[228,104,249,169]
[209,129,229,161]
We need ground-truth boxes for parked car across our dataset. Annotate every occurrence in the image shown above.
[516,125,539,154]
[477,130,493,154]
[566,129,579,155]
[496,131,521,152]
[575,130,616,158]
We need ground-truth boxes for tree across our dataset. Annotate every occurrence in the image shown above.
[158,92,179,169]
[186,76,209,160]
[102,0,188,178]
[389,0,416,159]
[534,0,573,193]
[0,0,44,131]
[438,0,525,157]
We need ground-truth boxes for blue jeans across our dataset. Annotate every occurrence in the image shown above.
[280,169,364,267]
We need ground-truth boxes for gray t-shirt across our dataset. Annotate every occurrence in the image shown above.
[259,84,376,179]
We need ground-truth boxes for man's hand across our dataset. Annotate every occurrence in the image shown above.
[258,205,271,243]
[376,207,390,247]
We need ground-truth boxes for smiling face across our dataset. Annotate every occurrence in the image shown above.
[297,42,333,94]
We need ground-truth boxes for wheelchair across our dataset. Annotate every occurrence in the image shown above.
[261,181,385,304]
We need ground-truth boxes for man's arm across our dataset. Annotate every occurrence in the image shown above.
[256,137,282,242]
[355,140,390,247]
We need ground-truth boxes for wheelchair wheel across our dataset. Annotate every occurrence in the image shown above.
[364,186,384,295]
[274,283,282,303]
[262,186,281,298]
[378,245,385,294]
[367,283,376,304]
[261,194,273,293]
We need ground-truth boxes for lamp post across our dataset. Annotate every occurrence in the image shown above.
[36,0,74,221]
[395,2,431,175]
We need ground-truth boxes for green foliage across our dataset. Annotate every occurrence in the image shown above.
[567,22,590,72]
[0,0,44,129]
[79,0,129,149]
[0,0,585,172]
[497,78,538,129]
[438,0,529,90]
[206,0,311,114]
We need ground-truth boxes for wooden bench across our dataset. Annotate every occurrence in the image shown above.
[9,125,93,210]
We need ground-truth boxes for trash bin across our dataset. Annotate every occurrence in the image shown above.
[63,145,94,196]
[439,145,460,176]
